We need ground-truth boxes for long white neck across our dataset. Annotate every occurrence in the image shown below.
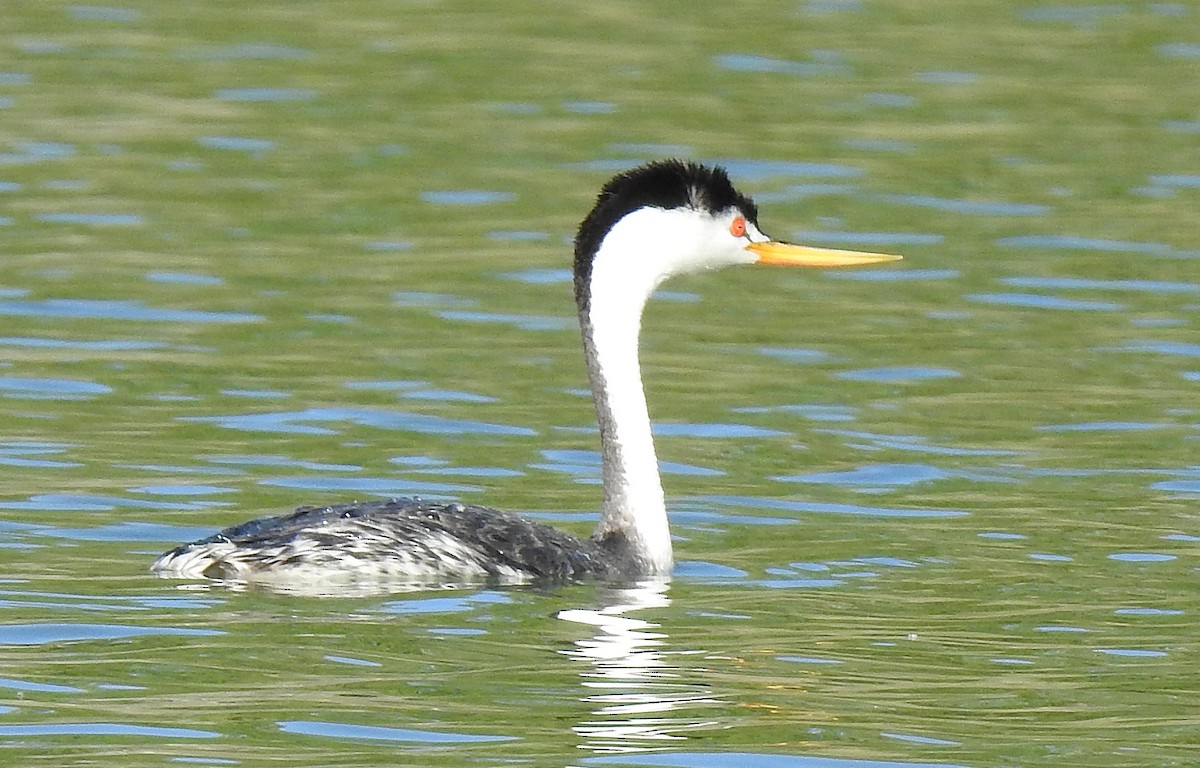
[575,205,760,574]
[580,300,672,574]
[578,211,686,575]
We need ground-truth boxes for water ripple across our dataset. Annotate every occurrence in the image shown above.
[0,623,222,645]
[1108,552,1176,563]
[732,404,856,422]
[835,366,960,383]
[68,6,142,22]
[966,292,1124,311]
[774,463,950,488]
[259,476,479,496]
[877,193,1049,216]
[713,53,849,77]
[757,347,833,363]
[435,309,572,332]
[146,271,224,286]
[1163,119,1200,134]
[1003,276,1199,293]
[709,158,863,180]
[654,423,788,438]
[996,235,1179,255]
[793,230,943,247]
[0,376,111,400]
[830,268,958,282]
[818,429,1016,456]
[916,70,979,84]
[35,212,143,226]
[1152,479,1200,494]
[421,190,515,206]
[1020,5,1131,26]
[1096,648,1168,658]
[186,407,536,436]
[279,720,514,743]
[1157,43,1200,59]
[0,722,217,738]
[563,100,614,114]
[0,298,260,323]
[214,87,316,102]
[1114,340,1200,357]
[697,495,966,518]
[198,135,275,153]
[499,267,572,284]
[533,449,724,478]
[1037,421,1169,432]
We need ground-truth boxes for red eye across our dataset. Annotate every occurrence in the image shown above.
[730,216,747,237]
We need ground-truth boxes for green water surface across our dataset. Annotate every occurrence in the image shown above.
[1,1,1197,766]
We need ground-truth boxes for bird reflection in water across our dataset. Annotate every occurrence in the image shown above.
[558,580,720,754]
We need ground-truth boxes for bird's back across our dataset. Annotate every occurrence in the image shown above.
[152,497,619,591]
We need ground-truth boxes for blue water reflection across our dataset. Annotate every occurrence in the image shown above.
[775,463,951,489]
[214,88,316,102]
[35,212,143,226]
[696,495,966,518]
[533,449,724,479]
[1157,43,1200,58]
[1020,5,1130,26]
[68,6,142,22]
[793,231,943,247]
[258,476,478,496]
[0,623,221,645]
[278,720,515,742]
[829,268,957,282]
[420,190,516,206]
[0,676,84,693]
[0,441,80,468]
[733,404,856,422]
[0,493,214,512]
[757,347,833,363]
[146,271,224,286]
[0,298,260,323]
[711,158,863,180]
[435,309,573,331]
[818,429,1016,456]
[915,71,979,84]
[995,235,1181,255]
[0,376,111,399]
[198,136,275,153]
[713,52,849,77]
[185,407,536,436]
[966,293,1123,312]
[1002,276,1198,294]
[876,193,1049,216]
[563,100,615,114]
[0,723,217,738]
[835,366,960,383]
[1116,340,1200,358]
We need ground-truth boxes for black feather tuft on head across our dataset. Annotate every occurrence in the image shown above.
[573,160,758,310]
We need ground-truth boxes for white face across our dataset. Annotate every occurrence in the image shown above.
[589,205,769,304]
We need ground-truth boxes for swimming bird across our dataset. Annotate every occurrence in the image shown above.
[152,160,900,591]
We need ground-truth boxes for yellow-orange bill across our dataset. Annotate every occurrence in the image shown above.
[746,240,903,267]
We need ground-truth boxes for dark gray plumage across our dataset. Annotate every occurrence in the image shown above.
[156,498,638,585]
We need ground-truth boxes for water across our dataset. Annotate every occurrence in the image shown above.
[1,1,1197,766]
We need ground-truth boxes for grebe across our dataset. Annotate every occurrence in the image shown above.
[152,160,900,590]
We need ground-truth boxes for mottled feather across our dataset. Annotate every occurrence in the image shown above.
[153,498,634,588]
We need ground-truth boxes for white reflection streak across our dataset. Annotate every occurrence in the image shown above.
[558,579,720,755]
